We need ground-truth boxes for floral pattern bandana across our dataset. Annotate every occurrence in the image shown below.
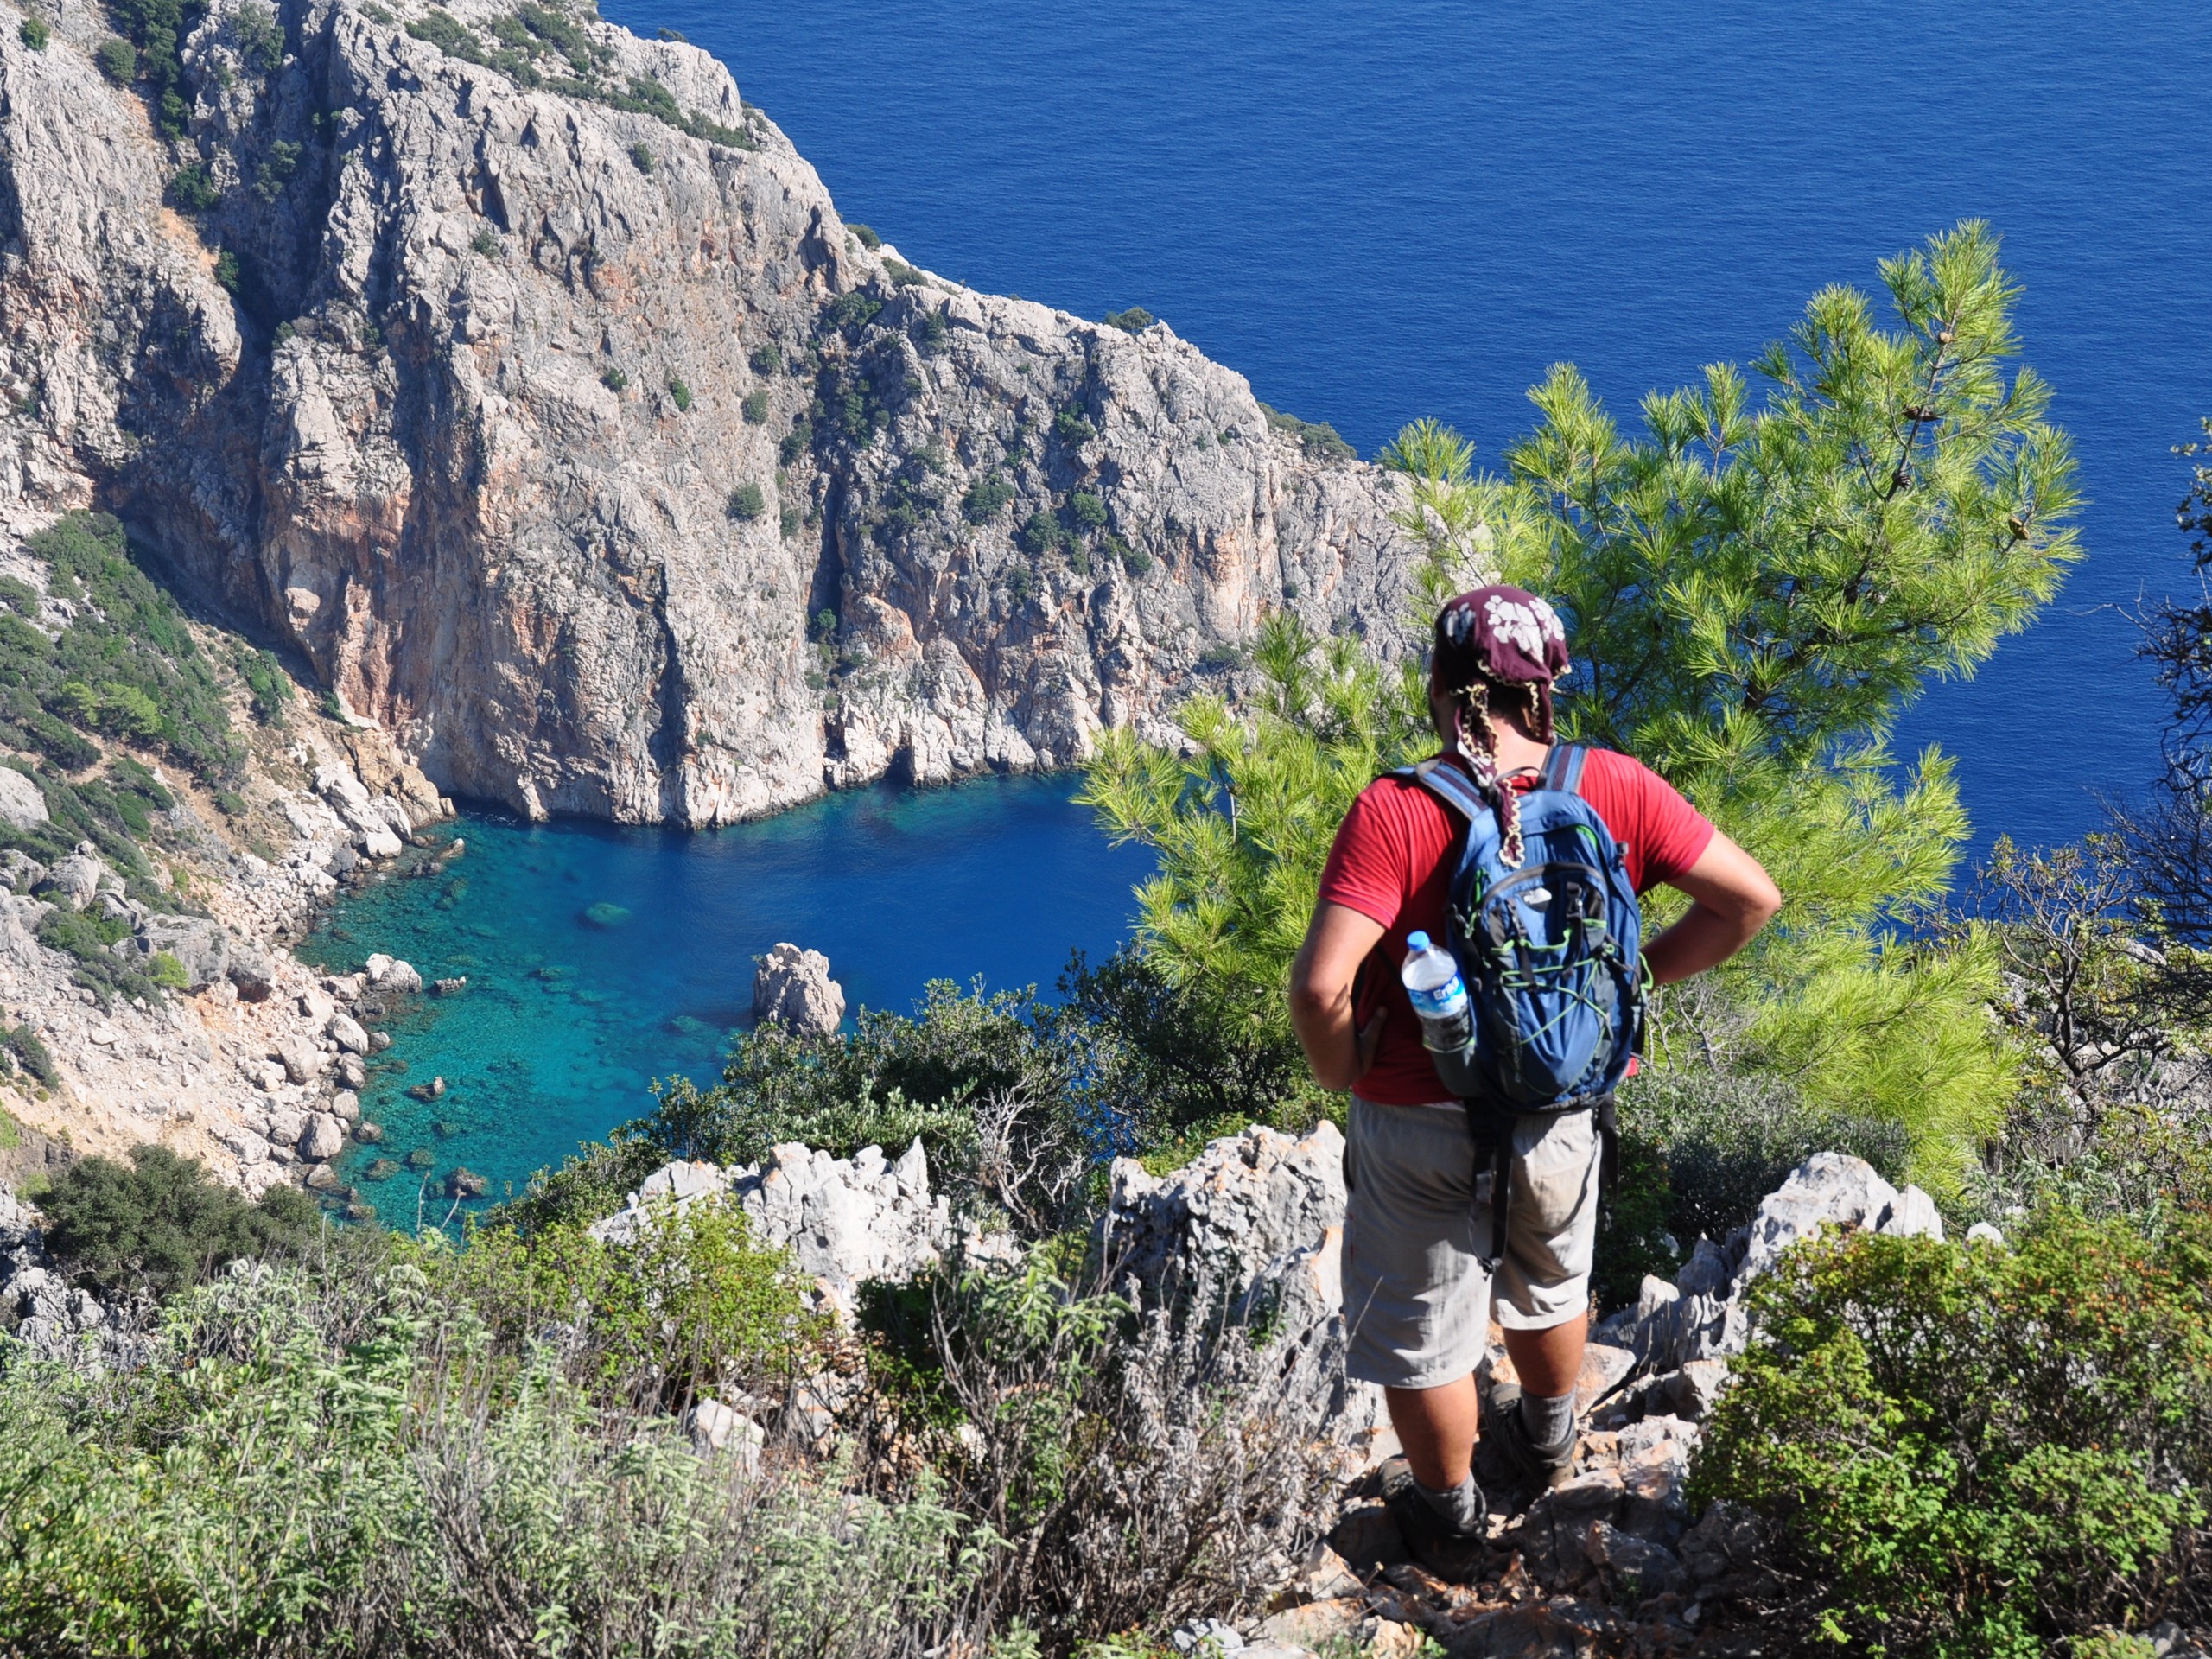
[1431,585,1573,868]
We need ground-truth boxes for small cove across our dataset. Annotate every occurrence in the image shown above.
[300,773,1152,1208]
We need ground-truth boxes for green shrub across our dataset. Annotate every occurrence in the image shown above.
[628,139,654,173]
[252,138,301,201]
[779,414,814,465]
[18,15,48,49]
[0,1246,985,1656]
[1016,510,1066,557]
[231,0,283,72]
[915,308,949,354]
[470,225,500,257]
[1695,1210,2212,1656]
[1257,401,1354,461]
[0,575,38,614]
[3,1023,57,1087]
[963,471,1014,524]
[239,645,290,723]
[826,290,883,335]
[1069,492,1108,530]
[742,388,771,424]
[727,482,766,521]
[600,365,627,392]
[779,502,803,539]
[168,162,220,211]
[883,257,925,288]
[213,248,240,292]
[1052,408,1095,447]
[1101,307,1154,334]
[665,374,692,412]
[41,1144,321,1300]
[147,950,189,992]
[847,221,882,250]
[749,343,781,375]
[93,35,136,82]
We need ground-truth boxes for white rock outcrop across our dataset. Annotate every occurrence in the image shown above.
[752,943,846,1036]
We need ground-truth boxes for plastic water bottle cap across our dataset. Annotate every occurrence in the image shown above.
[1405,931,1431,951]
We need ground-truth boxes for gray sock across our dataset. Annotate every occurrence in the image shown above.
[1413,1471,1485,1534]
[1522,1389,1578,1453]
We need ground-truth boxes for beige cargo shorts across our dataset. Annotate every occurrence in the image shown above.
[1340,1095,1602,1390]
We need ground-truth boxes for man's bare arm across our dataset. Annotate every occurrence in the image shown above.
[1289,901,1390,1090]
[1642,831,1783,985]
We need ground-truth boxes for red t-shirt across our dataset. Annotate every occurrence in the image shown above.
[1316,749,1715,1105]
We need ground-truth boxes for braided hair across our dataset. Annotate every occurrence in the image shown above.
[1440,671,1554,870]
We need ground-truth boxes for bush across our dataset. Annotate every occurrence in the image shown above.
[749,343,781,375]
[915,308,949,354]
[213,248,241,293]
[4,1022,58,1087]
[93,35,136,82]
[727,482,766,521]
[252,138,301,202]
[1017,510,1067,557]
[470,226,500,257]
[18,15,48,49]
[848,221,882,250]
[600,365,628,392]
[239,645,290,723]
[779,415,814,465]
[665,374,691,411]
[1695,1210,2212,1656]
[826,290,884,335]
[628,139,654,173]
[884,257,925,288]
[742,388,771,423]
[0,1247,985,1656]
[1257,401,1354,461]
[167,162,220,212]
[1052,408,1095,447]
[779,502,803,539]
[1102,307,1154,334]
[962,471,1014,524]
[40,1145,321,1300]
[1069,492,1108,530]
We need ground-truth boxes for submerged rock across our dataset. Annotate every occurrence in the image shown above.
[581,902,632,929]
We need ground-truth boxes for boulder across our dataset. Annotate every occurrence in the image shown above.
[0,768,49,831]
[1584,1519,1688,1601]
[134,916,235,992]
[684,1396,765,1471]
[364,954,423,995]
[328,1090,361,1123]
[264,1106,308,1147]
[298,1113,346,1160]
[0,850,47,893]
[751,943,846,1035]
[226,938,276,1001]
[588,1140,949,1311]
[39,851,105,911]
[327,1011,370,1053]
[276,1034,327,1084]
[1510,1467,1625,1588]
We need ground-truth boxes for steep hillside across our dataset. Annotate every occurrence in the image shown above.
[0,0,1416,825]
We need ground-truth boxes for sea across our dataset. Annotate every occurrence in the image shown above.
[308,0,2212,1201]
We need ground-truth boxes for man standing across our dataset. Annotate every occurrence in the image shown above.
[1288,585,1781,1565]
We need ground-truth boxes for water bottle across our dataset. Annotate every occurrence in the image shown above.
[1402,931,1473,1054]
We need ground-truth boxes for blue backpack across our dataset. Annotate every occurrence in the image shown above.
[1396,745,1646,1253]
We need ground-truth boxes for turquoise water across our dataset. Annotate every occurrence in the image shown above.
[300,775,1152,1206]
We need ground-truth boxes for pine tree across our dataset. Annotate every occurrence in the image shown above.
[1084,223,2081,1190]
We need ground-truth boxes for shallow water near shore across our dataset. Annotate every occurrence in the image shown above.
[300,774,1151,1211]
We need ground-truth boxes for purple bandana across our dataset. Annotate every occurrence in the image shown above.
[1430,586,1572,868]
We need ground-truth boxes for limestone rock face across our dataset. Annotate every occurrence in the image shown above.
[0,0,1417,827]
[0,769,48,831]
[751,942,845,1036]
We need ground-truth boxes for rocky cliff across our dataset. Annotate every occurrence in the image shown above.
[0,0,1416,825]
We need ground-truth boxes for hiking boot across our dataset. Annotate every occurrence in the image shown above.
[1378,1457,1490,1583]
[1485,1382,1578,1493]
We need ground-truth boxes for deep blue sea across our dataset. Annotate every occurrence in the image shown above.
[315,3,2212,1200]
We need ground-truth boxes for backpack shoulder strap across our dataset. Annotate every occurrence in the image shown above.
[1537,743,1586,797]
[1393,760,1490,824]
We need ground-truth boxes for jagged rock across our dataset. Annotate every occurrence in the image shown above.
[0,851,47,893]
[328,1090,361,1124]
[0,0,1415,829]
[337,1052,367,1089]
[446,1168,487,1199]
[134,916,236,992]
[276,1033,327,1084]
[431,976,467,996]
[0,768,49,831]
[298,1112,346,1160]
[39,851,106,912]
[327,1011,370,1053]
[1510,1467,1625,1589]
[1445,1600,1630,1658]
[684,1396,764,1471]
[752,944,845,1036]
[226,938,276,1001]
[1584,1519,1688,1601]
[305,1162,343,1192]
[364,955,423,995]
[1678,1500,1778,1601]
[353,1121,384,1144]
[1108,1120,1348,1308]
[264,1106,308,1148]
[588,1140,947,1310]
